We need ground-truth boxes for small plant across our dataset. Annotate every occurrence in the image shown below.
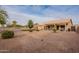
[53,28,57,32]
[53,25,57,33]
[1,30,14,39]
[21,29,29,31]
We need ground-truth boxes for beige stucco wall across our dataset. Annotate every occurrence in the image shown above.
[34,19,73,31]
[37,25,44,30]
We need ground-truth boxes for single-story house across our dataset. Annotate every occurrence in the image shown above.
[34,18,73,31]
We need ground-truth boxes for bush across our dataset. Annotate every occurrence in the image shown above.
[1,30,14,39]
[21,28,34,32]
[21,29,29,31]
[53,28,57,33]
[53,25,57,33]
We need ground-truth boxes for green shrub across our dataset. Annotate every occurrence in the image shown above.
[53,28,57,32]
[28,20,34,29]
[27,20,34,32]
[21,29,29,31]
[1,30,14,39]
[53,25,57,33]
[21,28,34,32]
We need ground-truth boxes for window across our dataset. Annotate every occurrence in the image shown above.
[66,23,68,25]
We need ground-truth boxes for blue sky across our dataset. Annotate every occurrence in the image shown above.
[1,5,79,25]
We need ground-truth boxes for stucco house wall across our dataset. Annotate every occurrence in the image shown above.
[34,19,73,31]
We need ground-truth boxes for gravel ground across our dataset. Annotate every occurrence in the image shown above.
[0,31,79,53]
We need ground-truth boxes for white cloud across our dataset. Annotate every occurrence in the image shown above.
[6,10,54,25]
[2,5,79,25]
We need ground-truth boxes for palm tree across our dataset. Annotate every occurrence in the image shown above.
[0,8,8,27]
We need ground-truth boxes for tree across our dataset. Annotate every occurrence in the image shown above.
[27,20,34,32]
[12,21,17,27]
[0,9,8,27]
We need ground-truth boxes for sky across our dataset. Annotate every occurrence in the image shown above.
[1,5,79,25]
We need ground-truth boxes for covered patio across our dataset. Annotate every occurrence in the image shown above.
[44,24,66,31]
